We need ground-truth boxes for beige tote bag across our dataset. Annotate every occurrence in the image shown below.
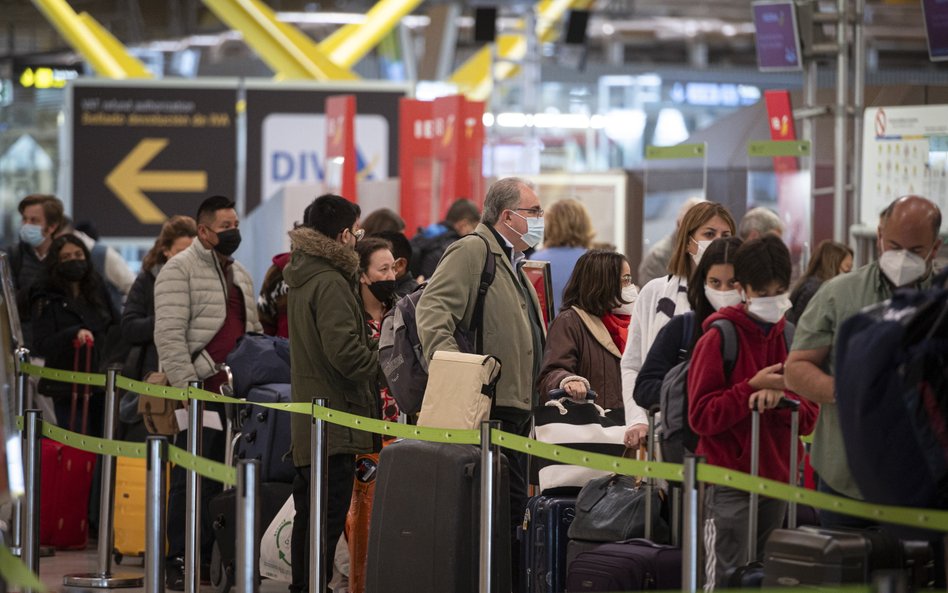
[416,351,502,430]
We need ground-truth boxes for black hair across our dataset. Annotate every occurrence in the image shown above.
[734,235,792,293]
[686,236,743,348]
[372,230,412,269]
[303,194,362,239]
[43,235,111,317]
[196,195,236,225]
[561,249,629,316]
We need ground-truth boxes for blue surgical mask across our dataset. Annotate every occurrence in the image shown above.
[507,211,545,249]
[19,224,45,248]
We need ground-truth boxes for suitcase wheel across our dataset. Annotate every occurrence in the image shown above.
[210,540,233,593]
[113,552,123,565]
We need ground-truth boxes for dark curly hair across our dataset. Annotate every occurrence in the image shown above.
[43,235,111,317]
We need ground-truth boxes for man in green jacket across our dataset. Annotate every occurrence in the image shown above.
[416,177,546,587]
[284,194,376,593]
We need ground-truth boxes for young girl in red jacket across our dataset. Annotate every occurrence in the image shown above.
[686,235,818,589]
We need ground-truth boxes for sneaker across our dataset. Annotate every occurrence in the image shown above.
[165,557,185,591]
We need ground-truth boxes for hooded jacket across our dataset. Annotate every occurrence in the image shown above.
[154,238,261,388]
[284,226,379,464]
[686,304,818,482]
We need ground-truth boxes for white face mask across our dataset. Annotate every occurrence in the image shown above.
[691,238,712,265]
[746,292,791,324]
[704,286,742,311]
[612,284,638,315]
[878,249,929,287]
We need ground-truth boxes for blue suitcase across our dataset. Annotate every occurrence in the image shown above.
[520,494,576,593]
[235,383,295,483]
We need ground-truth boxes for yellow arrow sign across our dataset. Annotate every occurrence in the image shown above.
[105,138,208,224]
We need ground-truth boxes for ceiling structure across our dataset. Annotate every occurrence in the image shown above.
[0,0,940,75]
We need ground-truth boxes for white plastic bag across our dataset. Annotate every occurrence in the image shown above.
[259,495,294,582]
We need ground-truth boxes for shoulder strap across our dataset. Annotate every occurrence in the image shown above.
[681,312,694,350]
[782,320,795,352]
[470,234,496,354]
[710,318,739,379]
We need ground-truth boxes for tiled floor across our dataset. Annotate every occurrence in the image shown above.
[33,546,289,593]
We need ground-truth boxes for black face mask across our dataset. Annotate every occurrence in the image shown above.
[367,279,397,303]
[213,228,241,256]
[60,260,88,282]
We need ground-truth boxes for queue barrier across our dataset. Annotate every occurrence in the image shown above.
[3,362,948,592]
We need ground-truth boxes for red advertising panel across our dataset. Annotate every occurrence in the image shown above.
[763,89,808,262]
[432,95,466,221]
[399,98,435,237]
[325,94,357,202]
[764,90,798,173]
[463,99,486,210]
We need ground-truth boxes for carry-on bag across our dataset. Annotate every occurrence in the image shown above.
[365,439,512,593]
[416,352,501,430]
[519,494,576,593]
[234,383,294,483]
[39,340,97,550]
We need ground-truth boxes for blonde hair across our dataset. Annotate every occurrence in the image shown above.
[667,201,736,279]
[543,199,594,248]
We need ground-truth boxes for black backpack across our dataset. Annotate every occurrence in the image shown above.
[378,234,495,415]
[659,316,794,463]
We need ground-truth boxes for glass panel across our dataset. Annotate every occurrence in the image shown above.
[643,143,708,267]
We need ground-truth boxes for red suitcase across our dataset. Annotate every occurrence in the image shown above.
[39,340,97,549]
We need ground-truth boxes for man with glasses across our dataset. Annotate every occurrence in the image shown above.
[416,177,546,591]
[283,194,375,593]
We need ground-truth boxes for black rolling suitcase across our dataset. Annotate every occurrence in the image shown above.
[365,439,512,593]
[209,481,294,592]
[520,493,576,593]
[235,383,295,483]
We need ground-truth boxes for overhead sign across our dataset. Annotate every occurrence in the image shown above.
[752,1,803,71]
[69,82,236,237]
[922,0,948,61]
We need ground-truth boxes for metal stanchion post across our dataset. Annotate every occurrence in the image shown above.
[478,420,500,593]
[65,367,143,588]
[186,380,204,593]
[747,410,760,565]
[309,398,328,593]
[145,436,169,593]
[644,409,656,541]
[787,407,800,529]
[21,410,41,593]
[236,460,260,593]
[681,455,699,593]
[10,348,29,556]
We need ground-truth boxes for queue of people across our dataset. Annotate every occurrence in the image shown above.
[3,184,944,592]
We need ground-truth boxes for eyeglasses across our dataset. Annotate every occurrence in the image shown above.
[353,228,365,241]
[515,207,544,218]
[621,274,633,287]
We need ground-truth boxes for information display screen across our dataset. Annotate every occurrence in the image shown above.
[923,0,948,61]
[752,1,803,71]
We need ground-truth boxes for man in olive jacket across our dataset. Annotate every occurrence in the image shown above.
[416,177,546,587]
[284,194,376,593]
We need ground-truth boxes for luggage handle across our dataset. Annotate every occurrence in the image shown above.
[748,396,801,563]
[547,388,598,402]
[69,338,94,434]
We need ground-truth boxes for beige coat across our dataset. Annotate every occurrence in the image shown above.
[416,224,545,411]
[154,239,261,388]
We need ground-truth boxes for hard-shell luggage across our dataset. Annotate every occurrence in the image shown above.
[209,482,294,592]
[519,493,576,593]
[234,383,294,483]
[39,341,96,550]
[112,456,147,562]
[365,439,512,593]
[565,540,682,592]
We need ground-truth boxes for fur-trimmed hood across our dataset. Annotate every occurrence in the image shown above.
[283,226,360,288]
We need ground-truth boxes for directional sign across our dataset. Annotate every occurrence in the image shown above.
[69,82,236,237]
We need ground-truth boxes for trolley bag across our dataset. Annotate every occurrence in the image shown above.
[234,383,294,483]
[209,482,294,592]
[112,456,147,562]
[565,540,682,592]
[723,398,803,588]
[365,439,512,593]
[39,339,97,550]
[519,494,576,593]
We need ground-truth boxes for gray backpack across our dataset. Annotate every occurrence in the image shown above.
[659,317,794,463]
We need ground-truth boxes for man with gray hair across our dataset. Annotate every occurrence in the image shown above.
[416,177,545,588]
[739,206,784,240]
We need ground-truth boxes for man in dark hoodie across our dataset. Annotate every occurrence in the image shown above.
[283,194,378,593]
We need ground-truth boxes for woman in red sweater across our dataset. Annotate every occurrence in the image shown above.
[686,235,818,589]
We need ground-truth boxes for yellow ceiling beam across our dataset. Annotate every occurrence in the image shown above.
[449,0,592,101]
[202,0,357,80]
[317,0,425,70]
[31,0,151,79]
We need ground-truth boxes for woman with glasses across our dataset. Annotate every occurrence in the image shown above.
[620,201,735,436]
[537,250,645,443]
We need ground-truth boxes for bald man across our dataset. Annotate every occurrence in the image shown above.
[785,195,942,528]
